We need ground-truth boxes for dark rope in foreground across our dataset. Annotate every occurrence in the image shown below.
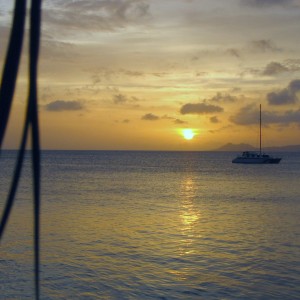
[29,0,42,298]
[0,0,42,299]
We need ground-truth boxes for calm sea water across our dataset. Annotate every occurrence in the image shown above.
[0,151,299,299]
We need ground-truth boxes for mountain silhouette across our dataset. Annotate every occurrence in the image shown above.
[215,143,300,152]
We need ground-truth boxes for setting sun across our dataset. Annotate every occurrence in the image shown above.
[182,129,196,140]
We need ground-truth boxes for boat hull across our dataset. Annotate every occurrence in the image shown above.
[232,157,281,164]
[266,158,281,164]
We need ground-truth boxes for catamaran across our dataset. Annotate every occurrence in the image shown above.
[232,105,281,164]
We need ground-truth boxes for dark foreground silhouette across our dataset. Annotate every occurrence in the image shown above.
[0,0,42,299]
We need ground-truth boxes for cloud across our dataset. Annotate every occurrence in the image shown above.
[230,103,300,125]
[140,113,187,124]
[210,116,220,123]
[261,60,300,76]
[161,115,187,124]
[45,100,84,111]
[226,48,241,58]
[141,113,160,121]
[285,59,300,71]
[112,93,140,105]
[264,109,300,124]
[229,104,259,125]
[267,79,300,105]
[262,62,289,76]
[240,0,294,7]
[224,40,281,63]
[115,118,130,123]
[180,102,224,115]
[40,38,77,60]
[249,39,280,52]
[120,69,144,77]
[210,92,238,103]
[43,0,150,33]
[113,94,127,104]
[243,60,300,78]
[174,118,187,124]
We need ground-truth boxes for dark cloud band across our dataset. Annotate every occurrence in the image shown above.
[45,100,83,111]
[267,79,300,105]
[180,103,223,115]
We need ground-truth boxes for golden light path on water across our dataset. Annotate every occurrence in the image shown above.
[179,175,201,256]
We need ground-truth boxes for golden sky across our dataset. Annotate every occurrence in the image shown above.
[1,0,300,150]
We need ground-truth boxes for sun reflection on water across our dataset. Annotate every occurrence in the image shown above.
[179,176,201,256]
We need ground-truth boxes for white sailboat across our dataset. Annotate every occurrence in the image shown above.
[232,105,282,164]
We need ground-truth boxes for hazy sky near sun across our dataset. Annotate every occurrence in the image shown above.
[1,0,300,150]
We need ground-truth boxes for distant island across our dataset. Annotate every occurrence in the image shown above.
[215,143,300,152]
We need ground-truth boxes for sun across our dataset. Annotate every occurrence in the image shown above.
[182,129,196,140]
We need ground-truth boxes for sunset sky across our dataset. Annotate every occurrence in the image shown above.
[1,0,300,150]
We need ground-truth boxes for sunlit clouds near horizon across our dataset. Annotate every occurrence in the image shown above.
[1,0,300,150]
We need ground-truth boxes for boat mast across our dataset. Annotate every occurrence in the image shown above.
[259,104,262,155]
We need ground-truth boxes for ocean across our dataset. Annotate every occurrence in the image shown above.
[0,150,299,299]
